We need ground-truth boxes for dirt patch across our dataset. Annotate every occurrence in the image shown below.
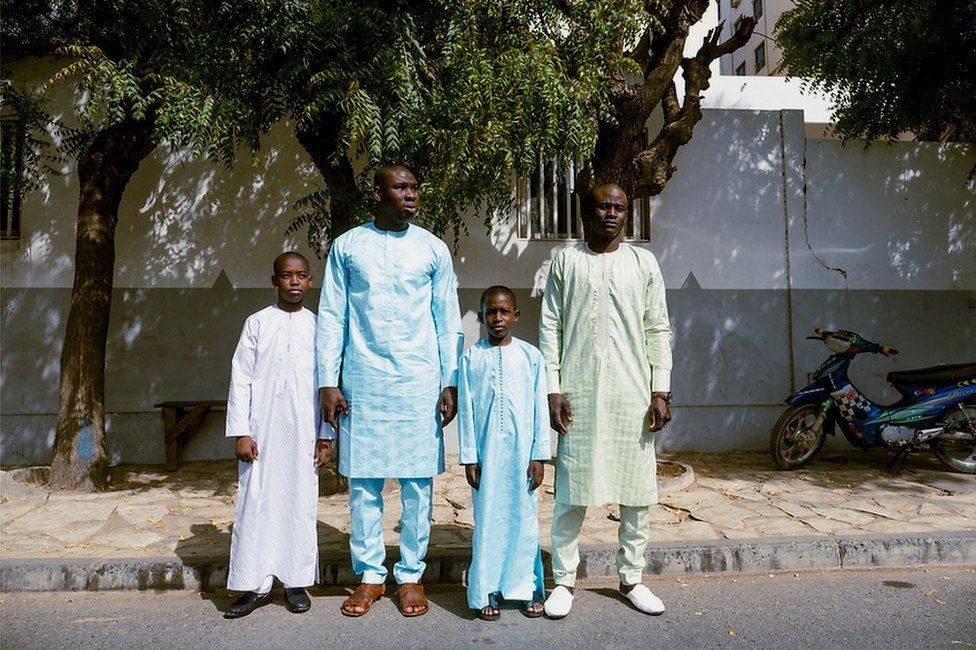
[658,460,686,478]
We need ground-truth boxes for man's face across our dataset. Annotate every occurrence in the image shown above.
[586,184,629,240]
[273,257,312,304]
[480,292,519,342]
[374,168,419,223]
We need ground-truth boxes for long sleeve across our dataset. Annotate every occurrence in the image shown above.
[457,352,479,465]
[225,317,257,438]
[430,243,463,388]
[644,256,673,393]
[530,351,552,461]
[538,253,564,393]
[316,241,348,388]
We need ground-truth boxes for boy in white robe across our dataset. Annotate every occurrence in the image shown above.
[458,286,550,620]
[223,252,333,619]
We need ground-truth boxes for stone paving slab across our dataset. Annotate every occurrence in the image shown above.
[2,450,974,591]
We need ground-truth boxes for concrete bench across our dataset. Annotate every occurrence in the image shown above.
[153,400,227,470]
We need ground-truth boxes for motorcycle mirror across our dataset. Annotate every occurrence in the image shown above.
[883,347,899,356]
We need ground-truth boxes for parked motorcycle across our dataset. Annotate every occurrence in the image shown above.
[770,329,976,474]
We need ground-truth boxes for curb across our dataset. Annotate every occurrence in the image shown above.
[3,532,974,592]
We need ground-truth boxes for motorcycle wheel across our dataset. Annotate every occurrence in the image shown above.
[930,403,976,475]
[770,404,827,470]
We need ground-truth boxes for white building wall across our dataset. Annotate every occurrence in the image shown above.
[718,0,791,76]
[2,66,974,466]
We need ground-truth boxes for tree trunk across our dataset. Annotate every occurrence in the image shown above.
[48,118,156,490]
[295,119,361,245]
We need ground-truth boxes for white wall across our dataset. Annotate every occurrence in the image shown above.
[3,59,974,465]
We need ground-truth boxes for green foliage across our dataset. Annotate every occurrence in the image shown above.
[284,0,654,248]
[776,0,976,146]
[4,0,307,164]
[0,82,64,206]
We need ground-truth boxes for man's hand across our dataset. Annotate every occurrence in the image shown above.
[527,460,545,491]
[464,463,480,490]
[314,439,332,468]
[439,386,458,426]
[235,436,259,463]
[548,393,573,435]
[321,387,348,430]
[646,394,671,432]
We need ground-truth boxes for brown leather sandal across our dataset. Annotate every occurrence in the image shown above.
[395,582,429,617]
[341,583,385,617]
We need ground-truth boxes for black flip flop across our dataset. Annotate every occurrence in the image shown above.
[521,591,545,618]
[478,592,501,621]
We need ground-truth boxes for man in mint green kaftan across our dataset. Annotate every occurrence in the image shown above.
[539,183,673,618]
[317,166,463,618]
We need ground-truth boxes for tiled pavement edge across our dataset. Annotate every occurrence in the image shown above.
[2,451,974,592]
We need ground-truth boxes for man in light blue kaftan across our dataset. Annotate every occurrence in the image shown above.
[458,286,550,619]
[317,166,463,617]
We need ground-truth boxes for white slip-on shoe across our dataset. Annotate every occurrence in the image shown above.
[623,584,665,615]
[543,585,574,619]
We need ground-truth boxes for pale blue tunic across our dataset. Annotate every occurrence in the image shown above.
[458,338,550,609]
[316,222,463,478]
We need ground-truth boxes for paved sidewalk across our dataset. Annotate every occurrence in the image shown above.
[2,451,974,591]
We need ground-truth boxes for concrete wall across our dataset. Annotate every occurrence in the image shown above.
[2,99,973,465]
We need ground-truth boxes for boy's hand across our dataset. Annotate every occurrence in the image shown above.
[548,393,573,435]
[646,394,671,432]
[464,463,481,491]
[235,436,259,463]
[314,440,332,468]
[321,387,348,429]
[527,460,545,491]
[439,386,458,426]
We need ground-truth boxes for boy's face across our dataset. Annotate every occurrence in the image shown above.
[585,184,629,241]
[273,257,312,305]
[480,292,519,342]
[374,168,419,223]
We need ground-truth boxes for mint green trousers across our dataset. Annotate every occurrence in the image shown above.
[550,502,651,587]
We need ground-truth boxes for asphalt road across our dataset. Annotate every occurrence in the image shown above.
[2,567,973,649]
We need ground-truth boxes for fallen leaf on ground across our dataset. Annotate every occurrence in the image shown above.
[924,591,934,597]
[729,630,736,637]
[935,599,944,605]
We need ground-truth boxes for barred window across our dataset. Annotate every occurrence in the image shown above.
[515,154,651,241]
[1,117,24,240]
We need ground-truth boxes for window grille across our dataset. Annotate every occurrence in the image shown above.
[1,117,24,240]
[515,154,652,242]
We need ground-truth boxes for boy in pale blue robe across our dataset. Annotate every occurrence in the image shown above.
[458,286,550,620]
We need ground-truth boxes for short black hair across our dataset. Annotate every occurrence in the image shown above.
[273,251,310,275]
[579,182,627,215]
[480,285,518,312]
[373,164,415,188]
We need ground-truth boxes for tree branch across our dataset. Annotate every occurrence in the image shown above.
[630,16,756,197]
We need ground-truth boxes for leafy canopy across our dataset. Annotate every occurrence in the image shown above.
[2,0,307,162]
[776,0,976,145]
[284,0,653,246]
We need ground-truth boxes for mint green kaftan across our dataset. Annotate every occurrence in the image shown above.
[539,243,672,507]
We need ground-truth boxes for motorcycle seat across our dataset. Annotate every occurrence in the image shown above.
[887,362,976,387]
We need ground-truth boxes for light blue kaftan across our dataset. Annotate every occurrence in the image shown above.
[316,222,464,478]
[458,338,551,609]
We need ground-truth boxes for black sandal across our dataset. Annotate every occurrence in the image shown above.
[478,592,501,621]
[521,591,545,618]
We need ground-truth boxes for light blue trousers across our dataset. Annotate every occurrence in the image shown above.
[349,477,433,585]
